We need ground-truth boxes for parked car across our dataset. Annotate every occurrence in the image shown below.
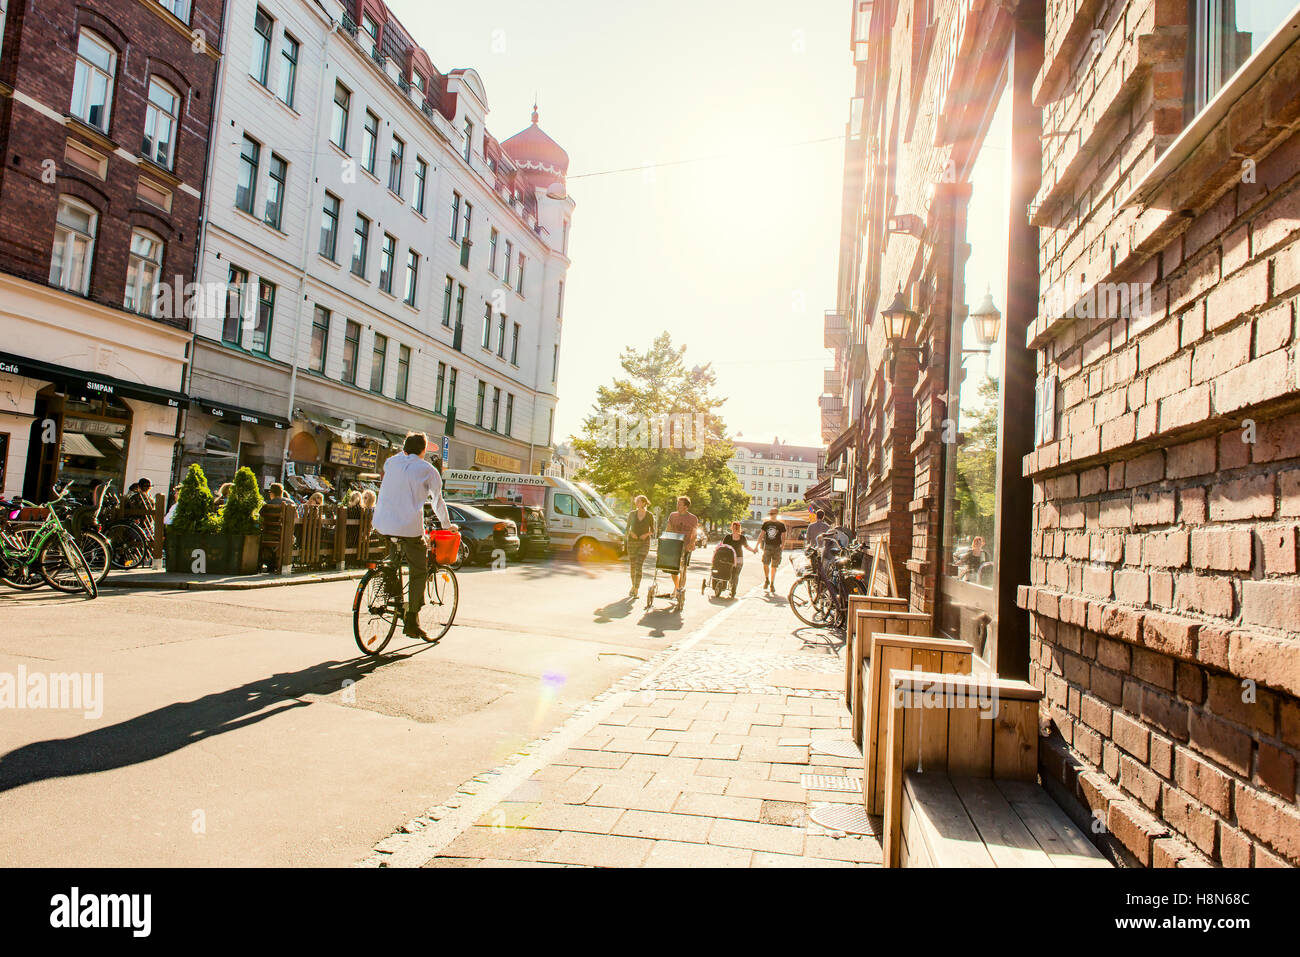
[467,500,551,559]
[427,501,520,567]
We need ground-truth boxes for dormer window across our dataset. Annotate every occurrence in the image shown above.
[412,71,425,93]
[362,15,380,60]
[462,118,474,162]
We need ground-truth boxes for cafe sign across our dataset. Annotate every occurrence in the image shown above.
[328,441,379,470]
[474,449,522,472]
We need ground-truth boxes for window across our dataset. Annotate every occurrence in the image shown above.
[475,381,486,426]
[235,135,260,214]
[222,265,249,344]
[331,82,350,151]
[551,344,559,384]
[1186,0,1296,119]
[403,250,420,306]
[481,304,492,349]
[124,229,163,315]
[413,71,426,93]
[442,276,454,326]
[396,344,410,402]
[497,314,506,358]
[251,7,273,85]
[516,253,526,295]
[362,14,380,59]
[489,228,499,274]
[379,233,396,293]
[553,493,579,517]
[557,280,565,319]
[370,334,387,393]
[447,368,458,418]
[320,192,340,260]
[351,214,370,277]
[461,201,473,246]
[451,193,462,240]
[503,240,513,285]
[510,323,520,364]
[342,320,361,384]
[159,0,191,22]
[435,361,446,412]
[504,394,514,436]
[278,33,299,107]
[50,197,97,294]
[362,111,379,175]
[310,306,329,373]
[491,387,501,432]
[414,157,428,214]
[462,118,474,161]
[71,30,115,132]
[547,409,554,446]
[562,220,570,255]
[252,279,275,354]
[389,135,404,195]
[142,78,179,168]
[264,154,287,229]
[455,284,465,337]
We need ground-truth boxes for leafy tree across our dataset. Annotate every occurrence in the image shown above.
[952,375,999,545]
[170,464,218,535]
[573,332,748,527]
[218,466,263,535]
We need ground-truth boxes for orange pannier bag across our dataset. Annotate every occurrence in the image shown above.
[430,529,461,565]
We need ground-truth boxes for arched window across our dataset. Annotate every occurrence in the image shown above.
[71,30,116,132]
[50,196,98,294]
[125,228,165,315]
[143,77,179,168]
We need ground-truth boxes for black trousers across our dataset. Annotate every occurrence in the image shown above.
[386,536,427,623]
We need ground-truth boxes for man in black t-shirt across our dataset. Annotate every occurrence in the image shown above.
[759,508,786,593]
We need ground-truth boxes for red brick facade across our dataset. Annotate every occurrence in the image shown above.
[0,0,224,324]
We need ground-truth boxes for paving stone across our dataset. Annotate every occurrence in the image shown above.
[768,764,808,783]
[510,803,626,835]
[631,715,694,731]
[804,834,884,864]
[587,785,684,813]
[759,800,806,827]
[529,764,580,784]
[644,840,752,867]
[555,749,630,769]
[539,831,655,867]
[567,767,655,790]
[648,774,730,795]
[649,729,717,744]
[740,745,810,763]
[440,825,561,862]
[724,778,807,803]
[505,780,600,805]
[624,754,702,775]
[603,739,678,757]
[598,724,656,740]
[695,758,771,780]
[708,818,805,856]
[751,851,858,868]
[672,791,765,822]
[611,810,714,843]
[783,715,842,729]
[669,741,743,760]
[573,734,614,750]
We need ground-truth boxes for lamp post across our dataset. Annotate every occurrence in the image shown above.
[880,285,921,377]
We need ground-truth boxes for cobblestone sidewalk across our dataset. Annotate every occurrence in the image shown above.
[370,588,883,868]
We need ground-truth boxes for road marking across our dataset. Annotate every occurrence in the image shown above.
[358,585,763,868]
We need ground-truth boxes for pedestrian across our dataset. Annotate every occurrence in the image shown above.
[163,485,183,526]
[214,482,235,510]
[372,431,455,640]
[758,508,786,593]
[264,483,285,505]
[720,520,757,598]
[346,489,362,509]
[806,509,830,550]
[624,494,656,599]
[306,491,324,507]
[665,495,699,601]
[360,489,377,509]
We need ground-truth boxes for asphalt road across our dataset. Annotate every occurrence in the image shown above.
[0,551,778,866]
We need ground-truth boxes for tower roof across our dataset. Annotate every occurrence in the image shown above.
[501,105,570,181]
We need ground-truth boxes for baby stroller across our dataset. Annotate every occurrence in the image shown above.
[702,542,739,599]
[645,532,687,611]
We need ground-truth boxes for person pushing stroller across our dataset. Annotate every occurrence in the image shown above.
[718,520,756,598]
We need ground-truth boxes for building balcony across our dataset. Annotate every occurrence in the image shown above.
[824,311,847,349]
[824,368,840,395]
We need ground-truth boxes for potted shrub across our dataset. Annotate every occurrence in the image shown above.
[164,464,219,573]
[216,467,264,575]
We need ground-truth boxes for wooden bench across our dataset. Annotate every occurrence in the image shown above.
[882,670,1109,868]
[844,594,910,702]
[862,633,974,814]
[846,610,937,746]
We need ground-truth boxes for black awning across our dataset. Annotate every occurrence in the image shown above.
[0,350,186,409]
[826,419,858,462]
[189,398,289,430]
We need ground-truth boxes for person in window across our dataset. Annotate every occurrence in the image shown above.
[624,494,656,599]
[962,536,988,581]
[721,520,757,598]
[758,508,786,593]
[664,495,699,600]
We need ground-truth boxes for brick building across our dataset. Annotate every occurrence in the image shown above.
[833,0,1300,866]
[0,0,224,500]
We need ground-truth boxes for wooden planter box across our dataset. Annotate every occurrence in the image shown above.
[164,532,261,575]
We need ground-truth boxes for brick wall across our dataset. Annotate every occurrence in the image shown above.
[0,0,223,325]
[1022,0,1300,867]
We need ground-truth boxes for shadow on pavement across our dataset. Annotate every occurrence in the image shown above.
[0,646,434,795]
[592,597,638,623]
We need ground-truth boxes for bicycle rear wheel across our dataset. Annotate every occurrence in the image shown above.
[787,576,823,626]
[418,566,459,641]
[353,568,398,655]
[77,530,111,584]
[39,532,97,598]
[1,528,45,590]
[105,522,150,570]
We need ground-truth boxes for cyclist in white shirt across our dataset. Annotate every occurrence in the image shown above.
[373,432,453,640]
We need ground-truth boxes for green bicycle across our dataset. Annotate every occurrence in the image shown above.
[0,483,98,598]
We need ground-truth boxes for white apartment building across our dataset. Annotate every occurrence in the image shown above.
[728,439,824,520]
[187,0,572,495]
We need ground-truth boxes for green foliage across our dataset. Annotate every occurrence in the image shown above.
[573,332,749,529]
[171,464,218,535]
[218,467,263,536]
[780,499,809,513]
[952,375,999,545]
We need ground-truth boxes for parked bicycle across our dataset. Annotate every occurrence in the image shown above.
[93,483,154,570]
[787,536,867,629]
[352,525,460,655]
[0,484,98,598]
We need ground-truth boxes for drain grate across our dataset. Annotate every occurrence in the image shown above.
[811,739,862,759]
[809,803,877,835]
[801,773,862,793]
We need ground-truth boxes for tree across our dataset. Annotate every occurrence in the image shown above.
[573,332,748,527]
[218,467,263,535]
[952,375,999,546]
[171,464,218,535]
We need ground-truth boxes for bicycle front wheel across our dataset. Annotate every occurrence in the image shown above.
[1,528,45,590]
[353,568,398,656]
[105,522,151,570]
[39,533,97,598]
[418,566,459,641]
[77,530,112,584]
[787,576,823,626]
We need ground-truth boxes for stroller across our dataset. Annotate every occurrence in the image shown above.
[701,542,739,599]
[645,532,687,611]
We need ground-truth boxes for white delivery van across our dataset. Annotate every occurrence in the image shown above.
[443,470,625,561]
[576,481,627,535]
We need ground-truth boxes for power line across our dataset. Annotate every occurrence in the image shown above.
[566,133,846,181]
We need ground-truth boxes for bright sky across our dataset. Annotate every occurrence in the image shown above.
[391,0,855,449]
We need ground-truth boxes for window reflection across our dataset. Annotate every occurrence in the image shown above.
[1187,0,1297,117]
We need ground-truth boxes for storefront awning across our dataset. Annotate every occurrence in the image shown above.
[189,397,289,430]
[806,477,833,500]
[826,420,858,463]
[295,407,402,448]
[0,350,186,409]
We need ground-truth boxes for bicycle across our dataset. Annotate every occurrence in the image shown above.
[94,485,153,570]
[0,484,98,598]
[352,529,459,655]
[788,537,867,629]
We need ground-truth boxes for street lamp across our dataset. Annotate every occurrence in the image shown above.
[880,285,921,377]
[969,287,1002,350]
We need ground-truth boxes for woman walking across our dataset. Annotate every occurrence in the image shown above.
[720,520,757,598]
[625,495,656,598]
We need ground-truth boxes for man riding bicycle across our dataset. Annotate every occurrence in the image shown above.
[372,432,454,641]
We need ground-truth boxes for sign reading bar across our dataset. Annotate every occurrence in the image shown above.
[474,448,522,473]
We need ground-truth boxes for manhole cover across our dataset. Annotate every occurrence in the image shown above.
[801,773,862,792]
[809,804,876,835]
[811,740,862,759]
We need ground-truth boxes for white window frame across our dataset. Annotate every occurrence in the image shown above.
[50,196,98,294]
[124,228,164,315]
[142,77,179,169]
[70,30,116,132]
